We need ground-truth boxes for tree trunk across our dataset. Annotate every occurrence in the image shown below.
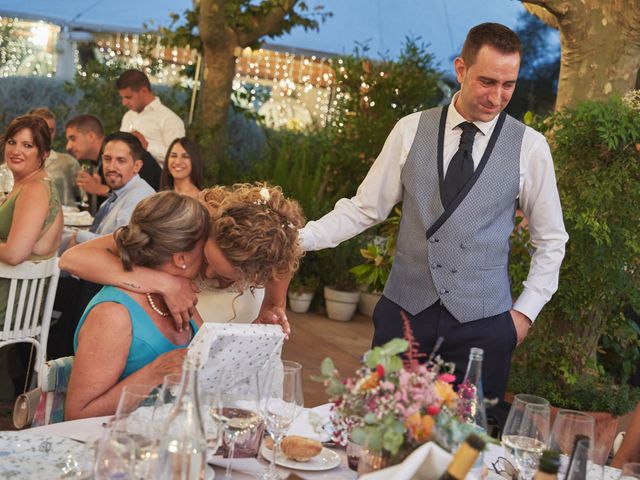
[200,44,237,131]
[524,0,640,110]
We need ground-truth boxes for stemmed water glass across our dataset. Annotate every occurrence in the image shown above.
[260,360,304,480]
[548,409,595,477]
[154,373,223,453]
[210,370,261,480]
[501,394,551,480]
[112,384,160,479]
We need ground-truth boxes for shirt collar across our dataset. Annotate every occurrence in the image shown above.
[113,174,142,195]
[141,96,161,114]
[447,92,499,136]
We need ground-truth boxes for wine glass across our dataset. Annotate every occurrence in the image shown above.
[501,394,551,480]
[210,370,261,480]
[93,430,136,480]
[154,373,223,454]
[113,385,160,479]
[548,409,595,477]
[260,361,304,480]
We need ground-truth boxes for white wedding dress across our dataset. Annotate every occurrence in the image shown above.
[196,287,265,324]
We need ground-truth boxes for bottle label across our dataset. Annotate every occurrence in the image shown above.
[448,443,479,479]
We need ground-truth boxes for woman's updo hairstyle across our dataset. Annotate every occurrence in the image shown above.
[115,191,209,271]
[200,183,305,289]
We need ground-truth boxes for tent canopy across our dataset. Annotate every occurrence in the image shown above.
[0,0,192,33]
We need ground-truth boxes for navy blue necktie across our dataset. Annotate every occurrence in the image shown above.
[90,192,117,232]
[443,122,478,208]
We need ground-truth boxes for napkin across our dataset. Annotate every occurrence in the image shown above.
[286,403,333,442]
[63,211,93,226]
[188,323,285,392]
[360,442,454,480]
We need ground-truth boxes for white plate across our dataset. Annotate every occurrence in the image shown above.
[260,443,341,471]
[0,432,86,479]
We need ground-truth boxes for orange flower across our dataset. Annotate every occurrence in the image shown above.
[434,380,458,408]
[359,371,380,391]
[405,412,435,443]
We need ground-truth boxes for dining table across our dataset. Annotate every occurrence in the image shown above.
[0,407,623,479]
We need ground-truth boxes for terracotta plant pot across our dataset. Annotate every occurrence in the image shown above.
[358,291,382,317]
[324,286,360,322]
[287,291,314,313]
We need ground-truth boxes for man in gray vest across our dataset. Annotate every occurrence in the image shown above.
[298,23,568,403]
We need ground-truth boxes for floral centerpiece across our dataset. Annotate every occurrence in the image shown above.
[315,313,492,459]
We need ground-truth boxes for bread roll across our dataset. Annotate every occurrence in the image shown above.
[279,435,323,462]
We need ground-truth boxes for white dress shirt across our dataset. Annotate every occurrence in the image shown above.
[300,95,568,322]
[120,97,185,167]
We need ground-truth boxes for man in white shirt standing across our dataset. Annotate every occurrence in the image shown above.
[299,23,568,405]
[117,69,185,168]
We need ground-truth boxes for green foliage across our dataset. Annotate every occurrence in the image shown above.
[509,363,640,417]
[288,272,320,295]
[64,60,189,137]
[245,38,442,292]
[349,242,393,293]
[510,98,640,414]
[363,338,408,374]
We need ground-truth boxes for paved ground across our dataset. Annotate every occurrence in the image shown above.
[282,310,374,407]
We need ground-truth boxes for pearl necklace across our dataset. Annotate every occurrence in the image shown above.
[146,293,169,317]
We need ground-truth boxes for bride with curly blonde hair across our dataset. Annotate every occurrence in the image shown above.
[60,182,305,333]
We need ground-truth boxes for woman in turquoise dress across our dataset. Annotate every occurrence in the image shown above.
[0,115,63,402]
[65,192,209,420]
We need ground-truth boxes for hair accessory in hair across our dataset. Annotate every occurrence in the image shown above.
[282,222,295,230]
[254,187,271,206]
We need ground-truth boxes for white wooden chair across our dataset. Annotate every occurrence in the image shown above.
[0,257,60,389]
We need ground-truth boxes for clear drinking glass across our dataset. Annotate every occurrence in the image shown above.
[155,372,223,454]
[548,409,595,477]
[260,361,304,480]
[501,394,551,480]
[113,385,160,479]
[210,370,261,480]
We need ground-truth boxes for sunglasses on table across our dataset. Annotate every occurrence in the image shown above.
[491,456,519,480]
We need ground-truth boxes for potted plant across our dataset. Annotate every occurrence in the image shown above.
[350,241,394,317]
[287,274,319,313]
[324,273,361,322]
[509,97,640,454]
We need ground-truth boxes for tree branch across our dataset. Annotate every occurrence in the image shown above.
[521,0,568,28]
[237,0,297,46]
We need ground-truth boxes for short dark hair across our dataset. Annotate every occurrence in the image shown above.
[116,69,151,91]
[65,114,104,137]
[27,107,56,121]
[160,137,204,191]
[461,23,521,66]
[102,131,144,162]
[3,115,51,165]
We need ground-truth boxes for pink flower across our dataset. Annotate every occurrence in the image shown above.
[376,364,385,378]
[438,373,456,384]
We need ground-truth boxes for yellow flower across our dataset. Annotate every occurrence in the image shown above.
[435,380,458,408]
[405,412,434,443]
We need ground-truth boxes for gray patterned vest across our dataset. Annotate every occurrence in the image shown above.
[383,106,525,322]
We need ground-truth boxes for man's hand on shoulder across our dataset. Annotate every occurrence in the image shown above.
[510,309,532,345]
[131,130,149,150]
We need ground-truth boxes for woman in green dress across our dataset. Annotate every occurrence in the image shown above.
[0,114,63,400]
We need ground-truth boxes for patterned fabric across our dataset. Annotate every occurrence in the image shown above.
[32,356,74,426]
[442,122,479,207]
[73,286,198,380]
[383,106,525,322]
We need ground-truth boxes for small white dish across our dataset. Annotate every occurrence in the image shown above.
[260,443,341,471]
